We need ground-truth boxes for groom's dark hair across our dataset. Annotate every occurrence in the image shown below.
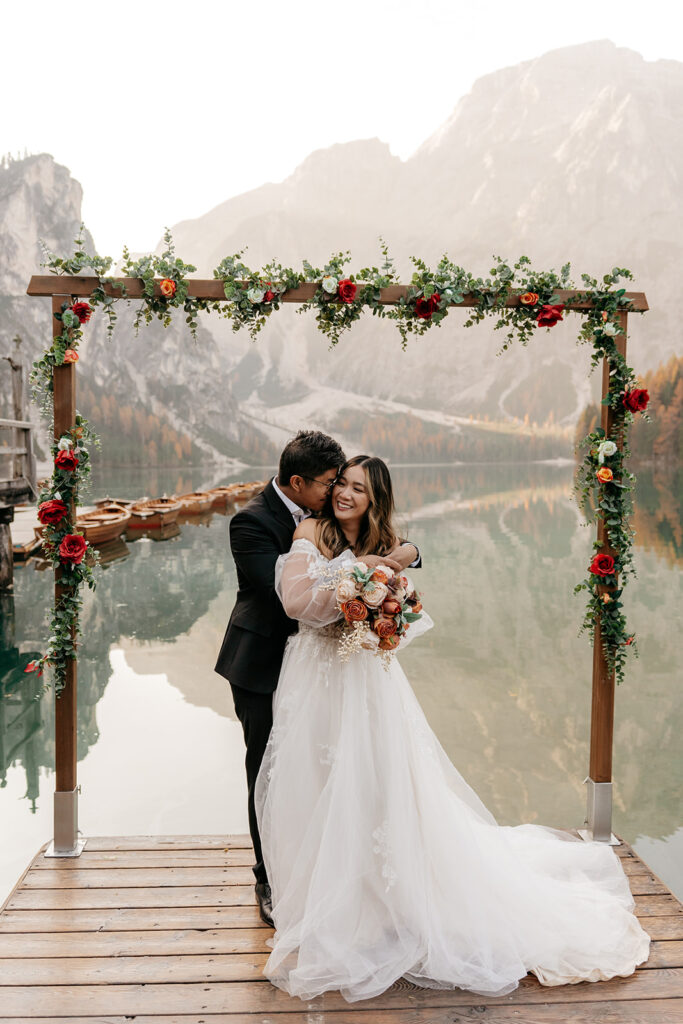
[278,430,346,486]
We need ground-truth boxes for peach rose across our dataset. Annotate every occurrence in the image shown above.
[370,569,389,584]
[336,577,359,604]
[519,291,539,305]
[596,467,613,483]
[363,580,388,607]
[160,278,177,298]
[63,348,79,363]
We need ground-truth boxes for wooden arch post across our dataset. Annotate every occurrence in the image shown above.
[25,276,647,855]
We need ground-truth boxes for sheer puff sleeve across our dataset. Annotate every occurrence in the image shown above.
[275,538,355,627]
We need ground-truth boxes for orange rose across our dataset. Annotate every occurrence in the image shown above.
[410,601,423,614]
[601,593,612,604]
[160,278,177,298]
[596,467,613,483]
[625,635,635,645]
[601,311,609,321]
[519,292,539,305]
[63,348,79,363]
[371,569,389,584]
[382,599,401,616]
[342,599,368,623]
[372,616,398,639]
[378,633,400,651]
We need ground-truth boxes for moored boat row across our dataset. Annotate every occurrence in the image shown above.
[29,480,269,551]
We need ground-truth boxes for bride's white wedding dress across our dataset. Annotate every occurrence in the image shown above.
[254,538,650,1003]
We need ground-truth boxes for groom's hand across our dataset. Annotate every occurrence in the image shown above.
[362,553,402,571]
[385,543,419,571]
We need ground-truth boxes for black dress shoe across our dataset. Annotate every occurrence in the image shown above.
[255,882,274,927]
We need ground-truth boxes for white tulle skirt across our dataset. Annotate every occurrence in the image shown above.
[254,623,651,1003]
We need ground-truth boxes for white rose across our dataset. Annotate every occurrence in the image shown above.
[57,436,71,450]
[53,491,62,500]
[363,580,389,607]
[247,287,265,304]
[603,321,618,336]
[597,440,617,464]
[322,275,338,294]
[354,561,369,574]
[336,577,359,603]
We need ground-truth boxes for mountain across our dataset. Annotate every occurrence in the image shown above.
[0,154,275,472]
[2,40,681,467]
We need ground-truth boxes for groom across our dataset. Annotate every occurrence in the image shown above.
[215,430,420,926]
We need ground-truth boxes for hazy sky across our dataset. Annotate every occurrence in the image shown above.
[3,0,681,257]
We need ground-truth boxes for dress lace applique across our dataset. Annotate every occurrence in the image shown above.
[372,819,398,892]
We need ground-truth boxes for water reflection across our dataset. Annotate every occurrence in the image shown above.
[1,462,681,904]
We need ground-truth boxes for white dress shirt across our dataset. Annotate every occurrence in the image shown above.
[272,476,311,525]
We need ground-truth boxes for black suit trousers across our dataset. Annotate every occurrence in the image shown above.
[229,682,273,886]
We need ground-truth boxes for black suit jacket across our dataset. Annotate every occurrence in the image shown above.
[214,481,299,694]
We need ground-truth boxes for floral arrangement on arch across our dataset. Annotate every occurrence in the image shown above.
[29,228,650,693]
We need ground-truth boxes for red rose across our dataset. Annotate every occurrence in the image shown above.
[38,499,68,525]
[338,279,357,303]
[536,303,564,327]
[342,599,368,623]
[589,553,615,578]
[54,450,79,471]
[71,302,92,324]
[373,616,398,639]
[58,533,88,565]
[625,635,635,646]
[382,599,401,617]
[622,388,649,413]
[24,660,42,675]
[415,293,441,320]
[378,633,400,651]
[159,278,177,298]
[264,282,276,302]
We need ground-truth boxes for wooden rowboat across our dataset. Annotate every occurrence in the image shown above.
[175,491,213,514]
[75,505,131,544]
[128,496,181,529]
[33,504,132,548]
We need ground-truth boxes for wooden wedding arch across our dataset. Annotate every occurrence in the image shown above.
[25,274,649,858]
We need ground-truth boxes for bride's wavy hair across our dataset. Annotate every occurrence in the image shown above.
[318,455,398,558]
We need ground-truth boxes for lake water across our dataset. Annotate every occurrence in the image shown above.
[1,462,681,907]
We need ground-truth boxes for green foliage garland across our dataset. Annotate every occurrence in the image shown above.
[26,229,650,696]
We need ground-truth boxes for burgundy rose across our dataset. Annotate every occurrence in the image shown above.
[589,553,615,578]
[71,302,92,324]
[55,450,79,472]
[58,533,88,565]
[38,499,69,525]
[622,388,650,413]
[536,303,564,328]
[382,599,402,617]
[415,293,441,320]
[338,279,357,303]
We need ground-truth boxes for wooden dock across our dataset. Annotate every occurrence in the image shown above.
[0,831,681,1022]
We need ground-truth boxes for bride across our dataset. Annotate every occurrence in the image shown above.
[254,454,651,1003]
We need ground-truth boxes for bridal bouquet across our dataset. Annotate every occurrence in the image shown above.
[333,561,423,662]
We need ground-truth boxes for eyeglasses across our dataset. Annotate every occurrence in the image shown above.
[300,475,338,491]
